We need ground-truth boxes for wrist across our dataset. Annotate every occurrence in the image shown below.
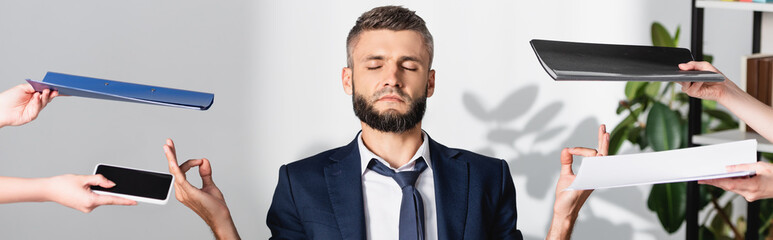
[716,81,741,106]
[547,212,577,240]
[0,116,12,128]
[209,210,240,240]
[29,177,55,203]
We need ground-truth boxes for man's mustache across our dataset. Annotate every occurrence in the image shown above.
[372,87,411,102]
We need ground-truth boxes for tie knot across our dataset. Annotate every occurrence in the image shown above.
[394,171,420,188]
[367,157,428,189]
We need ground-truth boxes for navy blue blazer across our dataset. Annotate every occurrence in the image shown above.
[267,134,524,240]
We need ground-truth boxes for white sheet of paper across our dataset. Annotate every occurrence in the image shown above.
[566,139,757,190]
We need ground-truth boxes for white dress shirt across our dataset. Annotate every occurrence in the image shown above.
[359,132,437,240]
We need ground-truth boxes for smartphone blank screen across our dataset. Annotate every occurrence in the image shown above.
[91,165,173,200]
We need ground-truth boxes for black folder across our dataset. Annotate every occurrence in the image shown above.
[530,39,725,82]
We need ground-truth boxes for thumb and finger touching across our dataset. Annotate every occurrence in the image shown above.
[200,158,216,188]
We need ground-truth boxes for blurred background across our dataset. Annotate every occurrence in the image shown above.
[0,0,760,239]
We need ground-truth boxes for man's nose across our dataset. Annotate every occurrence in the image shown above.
[382,63,403,88]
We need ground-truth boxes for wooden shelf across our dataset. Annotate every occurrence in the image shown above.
[692,129,773,153]
[697,0,773,12]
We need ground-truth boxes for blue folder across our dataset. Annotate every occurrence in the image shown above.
[27,72,214,110]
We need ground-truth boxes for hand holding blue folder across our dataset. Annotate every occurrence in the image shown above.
[26,72,214,110]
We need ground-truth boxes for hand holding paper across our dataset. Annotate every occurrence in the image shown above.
[700,162,773,202]
[566,139,757,191]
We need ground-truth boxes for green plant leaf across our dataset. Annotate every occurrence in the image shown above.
[681,118,689,149]
[652,22,676,48]
[630,95,650,111]
[638,126,649,150]
[762,153,773,162]
[674,25,681,46]
[704,109,732,123]
[628,125,650,151]
[704,109,738,128]
[704,54,714,64]
[675,92,690,103]
[616,101,627,115]
[710,124,738,133]
[648,182,687,233]
[627,126,642,146]
[609,115,636,155]
[647,102,682,151]
[626,82,648,101]
[703,115,711,136]
[609,126,630,156]
[700,225,716,240]
[645,81,662,98]
[703,99,718,110]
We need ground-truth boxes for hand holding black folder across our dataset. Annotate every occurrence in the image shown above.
[530,39,725,82]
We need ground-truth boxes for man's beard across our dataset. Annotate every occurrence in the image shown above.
[352,85,427,133]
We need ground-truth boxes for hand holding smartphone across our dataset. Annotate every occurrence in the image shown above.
[90,164,174,205]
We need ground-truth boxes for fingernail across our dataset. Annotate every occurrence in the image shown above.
[107,181,116,187]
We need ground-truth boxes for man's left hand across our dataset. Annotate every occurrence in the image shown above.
[164,139,240,240]
[547,124,609,239]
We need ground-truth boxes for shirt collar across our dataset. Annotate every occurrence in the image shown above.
[358,131,432,175]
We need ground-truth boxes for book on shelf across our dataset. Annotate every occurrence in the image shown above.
[741,54,773,132]
[755,58,769,107]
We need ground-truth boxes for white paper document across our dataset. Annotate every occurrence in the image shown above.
[566,139,758,190]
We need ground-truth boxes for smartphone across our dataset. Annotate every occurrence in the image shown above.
[90,164,174,205]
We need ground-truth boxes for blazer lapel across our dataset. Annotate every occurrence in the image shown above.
[324,137,366,240]
[429,137,468,240]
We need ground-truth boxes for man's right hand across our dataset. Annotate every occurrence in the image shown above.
[164,139,240,240]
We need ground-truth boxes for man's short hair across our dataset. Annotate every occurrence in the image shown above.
[346,6,434,68]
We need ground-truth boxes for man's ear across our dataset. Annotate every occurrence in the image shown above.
[342,67,353,95]
[426,69,435,98]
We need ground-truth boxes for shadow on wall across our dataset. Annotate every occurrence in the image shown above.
[463,85,654,239]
